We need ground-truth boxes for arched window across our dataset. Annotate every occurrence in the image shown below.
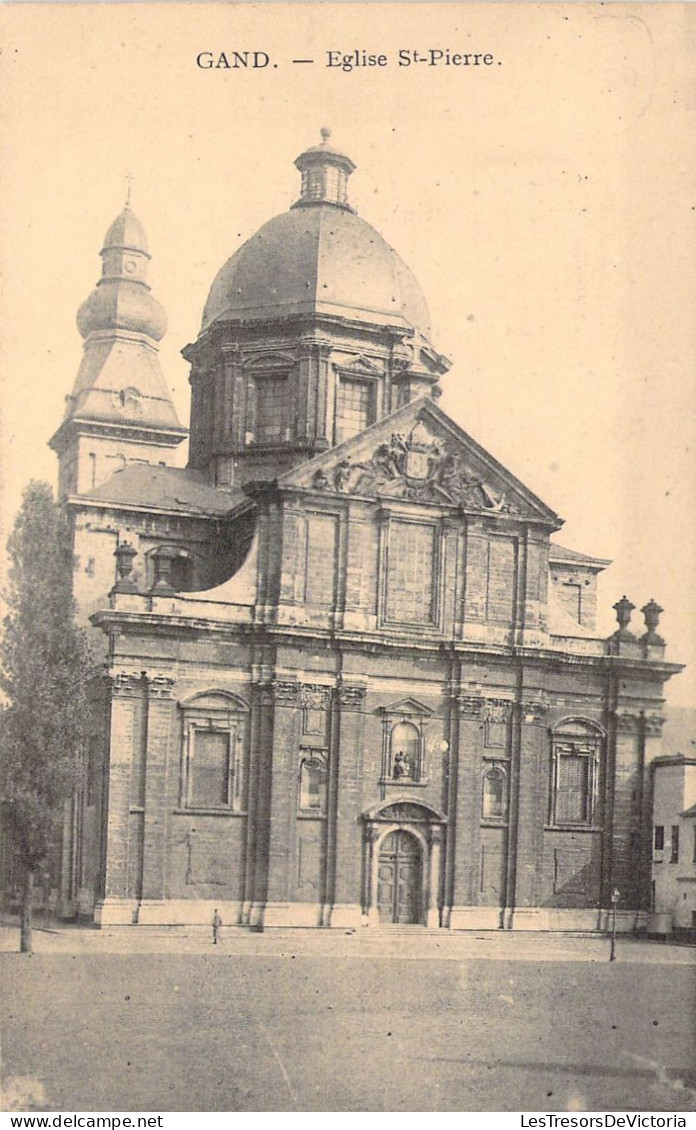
[482,765,507,820]
[390,722,420,782]
[550,720,602,827]
[299,756,328,814]
[180,691,248,813]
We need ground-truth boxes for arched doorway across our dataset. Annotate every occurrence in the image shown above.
[377,830,421,924]
[362,801,445,927]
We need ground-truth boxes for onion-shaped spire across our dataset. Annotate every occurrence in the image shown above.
[76,203,167,341]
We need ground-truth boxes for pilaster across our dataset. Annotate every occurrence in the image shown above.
[608,709,643,910]
[246,678,275,926]
[508,699,548,921]
[451,693,484,911]
[263,680,302,921]
[140,674,176,905]
[520,530,549,643]
[330,680,367,926]
[94,672,144,923]
[462,519,488,627]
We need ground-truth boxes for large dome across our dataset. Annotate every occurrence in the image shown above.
[201,134,432,337]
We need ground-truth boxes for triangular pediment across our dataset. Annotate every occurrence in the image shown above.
[378,697,434,717]
[339,354,383,375]
[280,398,561,525]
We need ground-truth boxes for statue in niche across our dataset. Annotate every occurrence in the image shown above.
[392,751,412,779]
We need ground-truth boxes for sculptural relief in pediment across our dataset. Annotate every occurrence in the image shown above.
[310,417,519,513]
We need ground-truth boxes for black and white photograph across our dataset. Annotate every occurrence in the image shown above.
[0,1,694,1116]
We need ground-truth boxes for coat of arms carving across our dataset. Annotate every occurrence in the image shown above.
[311,415,516,511]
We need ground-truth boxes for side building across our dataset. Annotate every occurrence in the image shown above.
[650,755,696,941]
[50,133,683,930]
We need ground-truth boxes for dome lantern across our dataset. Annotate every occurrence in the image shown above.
[292,128,356,211]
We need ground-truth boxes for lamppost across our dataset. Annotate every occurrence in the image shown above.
[609,888,620,962]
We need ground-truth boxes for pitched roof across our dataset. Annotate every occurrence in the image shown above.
[75,464,245,516]
[549,542,612,570]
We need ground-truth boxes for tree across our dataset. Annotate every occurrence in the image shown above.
[0,481,92,952]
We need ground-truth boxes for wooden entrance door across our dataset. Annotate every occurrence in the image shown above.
[377,830,421,924]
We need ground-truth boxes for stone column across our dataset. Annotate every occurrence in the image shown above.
[330,681,367,928]
[508,700,548,929]
[94,673,142,926]
[138,675,176,922]
[262,679,302,926]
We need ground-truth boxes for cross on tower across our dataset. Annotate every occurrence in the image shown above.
[125,172,134,206]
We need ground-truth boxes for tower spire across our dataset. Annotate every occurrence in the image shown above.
[125,172,134,207]
[49,199,186,498]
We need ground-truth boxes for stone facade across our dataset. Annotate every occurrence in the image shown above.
[50,133,682,930]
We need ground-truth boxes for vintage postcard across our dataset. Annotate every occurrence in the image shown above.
[0,2,694,1116]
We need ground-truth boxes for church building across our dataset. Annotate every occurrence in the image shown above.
[52,131,682,931]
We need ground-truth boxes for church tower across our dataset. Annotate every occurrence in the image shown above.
[183,130,451,488]
[50,200,187,499]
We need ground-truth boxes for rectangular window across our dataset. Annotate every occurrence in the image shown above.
[556,753,592,824]
[335,377,375,444]
[385,521,437,625]
[693,826,696,865]
[255,376,288,442]
[654,825,664,852]
[550,725,601,827]
[189,730,231,809]
[670,825,680,864]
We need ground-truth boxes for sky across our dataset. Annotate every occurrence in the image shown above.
[1,2,694,705]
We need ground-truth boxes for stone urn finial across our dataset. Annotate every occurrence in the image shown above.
[641,599,665,644]
[112,541,138,593]
[150,545,179,594]
[613,595,635,636]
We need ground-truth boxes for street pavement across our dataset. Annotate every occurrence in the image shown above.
[1,924,694,1112]
[1,920,695,962]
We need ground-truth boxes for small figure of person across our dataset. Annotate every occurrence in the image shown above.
[212,907,222,945]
